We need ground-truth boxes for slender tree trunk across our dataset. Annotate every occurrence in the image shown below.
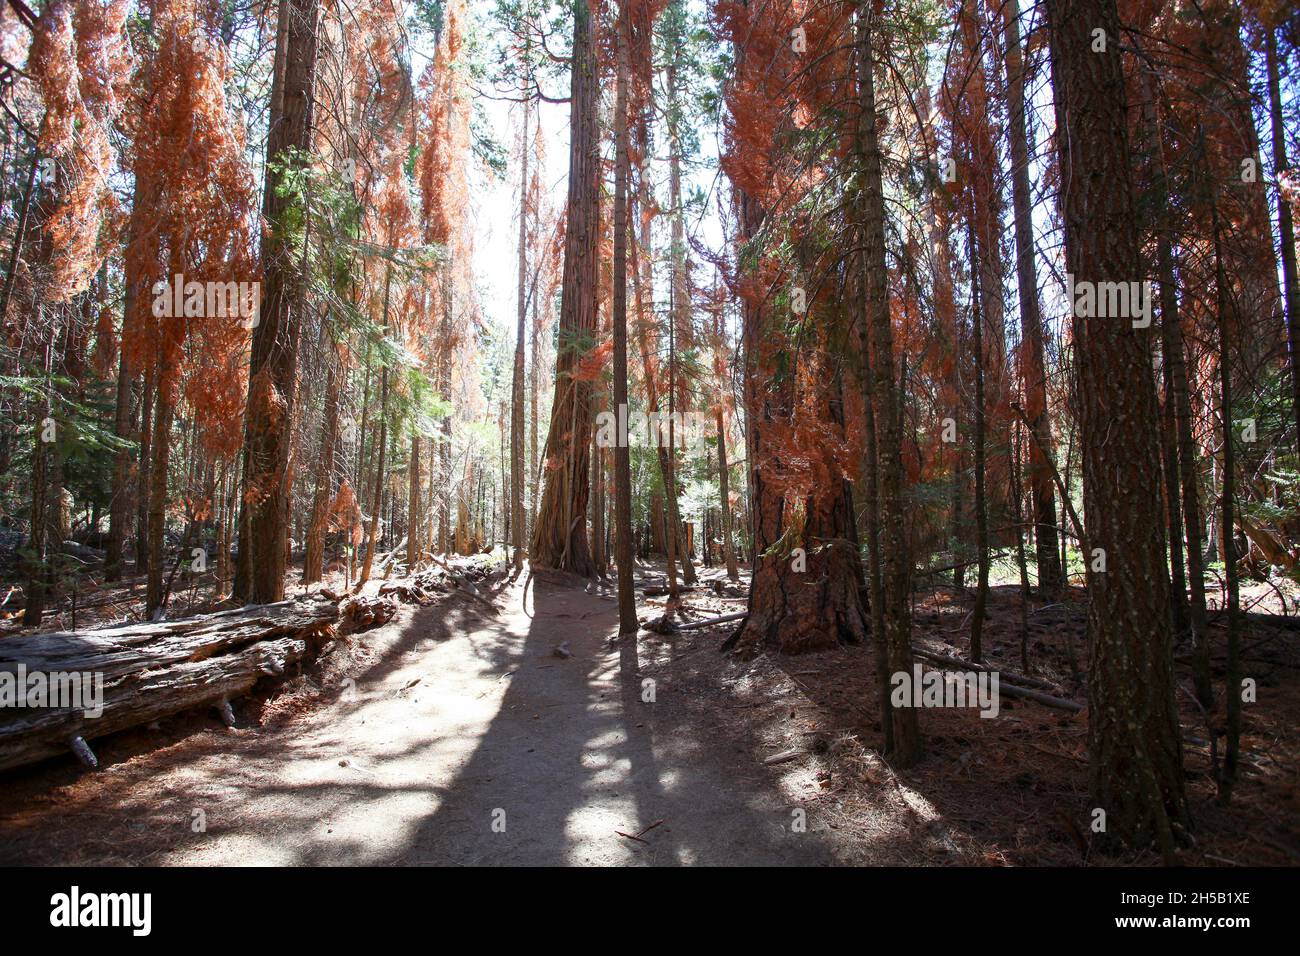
[146,389,173,617]
[666,58,696,588]
[1001,0,1061,590]
[610,3,636,632]
[438,282,452,555]
[1142,71,1213,706]
[407,431,421,567]
[1266,28,1300,451]
[23,328,56,627]
[105,290,133,581]
[512,97,530,573]
[629,134,682,597]
[715,405,738,580]
[968,217,989,664]
[0,147,37,326]
[358,271,393,587]
[590,428,607,576]
[1211,202,1241,802]
[529,287,541,541]
[857,3,920,764]
[1011,412,1031,672]
[304,352,340,584]
[136,367,154,570]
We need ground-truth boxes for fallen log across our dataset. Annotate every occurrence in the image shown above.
[910,648,1083,712]
[910,647,1062,692]
[0,596,341,773]
[640,585,700,597]
[647,611,748,634]
[995,681,1084,713]
[340,594,397,628]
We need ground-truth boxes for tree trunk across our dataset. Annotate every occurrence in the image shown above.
[715,405,739,580]
[407,430,421,568]
[610,3,637,632]
[968,216,989,664]
[105,296,133,581]
[357,271,392,588]
[145,388,173,617]
[1142,71,1212,706]
[304,351,340,584]
[1211,201,1242,802]
[666,56,696,588]
[235,0,319,604]
[512,97,530,573]
[1047,0,1188,855]
[136,367,154,571]
[856,3,921,765]
[532,0,598,577]
[1266,27,1300,452]
[1001,0,1061,590]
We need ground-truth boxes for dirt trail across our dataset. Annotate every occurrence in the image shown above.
[0,573,836,866]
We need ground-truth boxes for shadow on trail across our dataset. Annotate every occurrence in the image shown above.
[388,569,834,865]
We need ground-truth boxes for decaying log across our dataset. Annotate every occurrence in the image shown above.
[378,581,435,606]
[0,597,340,773]
[646,611,747,634]
[340,594,397,629]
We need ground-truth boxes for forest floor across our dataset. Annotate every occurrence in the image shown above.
[0,561,1298,865]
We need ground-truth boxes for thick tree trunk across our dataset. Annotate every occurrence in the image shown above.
[1047,0,1188,855]
[235,0,319,604]
[532,0,598,577]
